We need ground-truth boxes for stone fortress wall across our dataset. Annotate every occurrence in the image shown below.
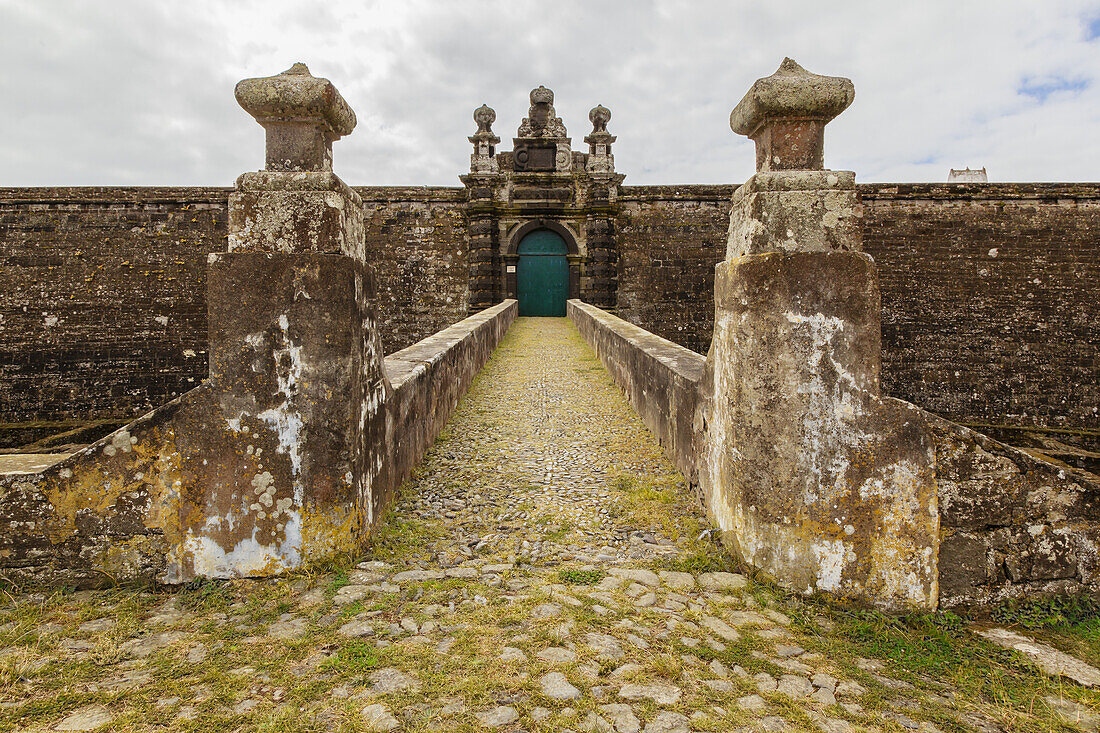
[615,182,1100,430]
[3,183,1097,431]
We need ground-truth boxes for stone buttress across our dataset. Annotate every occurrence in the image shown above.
[698,59,940,610]
[0,65,389,585]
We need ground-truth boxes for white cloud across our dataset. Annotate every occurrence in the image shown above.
[1,0,1097,186]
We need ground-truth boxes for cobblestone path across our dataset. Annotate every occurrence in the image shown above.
[1,318,1095,732]
[396,317,695,568]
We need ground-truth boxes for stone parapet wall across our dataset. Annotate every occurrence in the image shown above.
[356,186,469,354]
[615,186,732,355]
[0,300,517,588]
[567,299,703,483]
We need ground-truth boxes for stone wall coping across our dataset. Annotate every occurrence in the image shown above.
[4,182,1098,207]
[354,186,466,203]
[568,300,705,382]
[618,185,738,202]
[857,182,1100,201]
[0,187,233,204]
[384,300,518,388]
[0,186,467,206]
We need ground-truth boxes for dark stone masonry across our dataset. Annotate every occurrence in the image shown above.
[4,182,1095,431]
[862,183,1100,430]
[0,187,230,424]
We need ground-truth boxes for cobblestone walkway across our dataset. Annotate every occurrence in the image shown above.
[1,318,1096,732]
[397,317,694,568]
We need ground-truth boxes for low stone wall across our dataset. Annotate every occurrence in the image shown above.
[567,300,704,486]
[380,300,517,523]
[926,411,1100,609]
[0,301,517,589]
[571,299,1100,611]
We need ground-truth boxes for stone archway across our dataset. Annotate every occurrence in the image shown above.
[503,219,581,304]
[516,229,569,316]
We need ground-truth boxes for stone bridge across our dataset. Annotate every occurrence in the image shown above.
[2,60,1098,617]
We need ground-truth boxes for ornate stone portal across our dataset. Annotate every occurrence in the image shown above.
[461,87,625,311]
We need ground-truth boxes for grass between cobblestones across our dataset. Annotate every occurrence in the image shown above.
[2,567,1098,732]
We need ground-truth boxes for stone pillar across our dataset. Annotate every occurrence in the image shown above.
[469,104,500,175]
[582,105,620,309]
[699,59,939,610]
[168,64,388,580]
[464,105,502,311]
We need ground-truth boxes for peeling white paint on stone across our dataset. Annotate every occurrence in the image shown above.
[179,529,299,579]
[258,314,304,477]
[812,539,847,592]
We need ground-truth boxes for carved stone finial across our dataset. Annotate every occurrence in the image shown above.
[729,57,854,172]
[517,85,567,139]
[473,104,496,135]
[469,104,500,174]
[235,62,357,172]
[584,105,616,174]
[589,104,611,134]
[530,85,554,106]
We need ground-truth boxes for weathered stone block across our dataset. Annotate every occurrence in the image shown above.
[938,533,994,599]
[1004,532,1078,582]
[228,172,364,260]
[727,172,862,258]
[701,250,937,609]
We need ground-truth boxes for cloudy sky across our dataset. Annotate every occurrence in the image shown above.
[1,0,1098,187]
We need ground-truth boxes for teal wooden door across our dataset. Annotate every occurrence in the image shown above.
[517,230,569,316]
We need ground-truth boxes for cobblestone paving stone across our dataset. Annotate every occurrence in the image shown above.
[0,318,1096,732]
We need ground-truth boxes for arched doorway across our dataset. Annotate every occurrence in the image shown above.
[516,229,569,316]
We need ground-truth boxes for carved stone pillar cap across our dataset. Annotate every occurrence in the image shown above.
[235,62,357,137]
[729,58,854,138]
